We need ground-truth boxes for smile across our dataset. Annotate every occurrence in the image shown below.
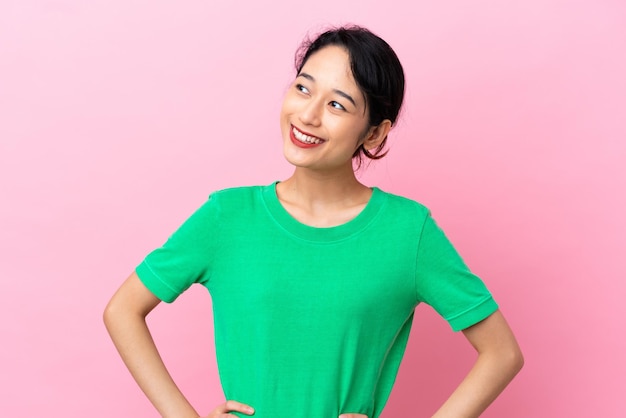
[291,125,325,145]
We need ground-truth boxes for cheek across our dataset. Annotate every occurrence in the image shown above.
[279,96,296,134]
[279,102,291,131]
[280,91,299,115]
[279,99,288,120]
[335,118,368,142]
[357,124,373,142]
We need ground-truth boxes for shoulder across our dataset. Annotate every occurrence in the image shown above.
[376,188,431,220]
[209,184,267,204]
[204,184,270,218]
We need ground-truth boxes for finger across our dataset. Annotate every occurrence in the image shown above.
[339,414,368,418]
[223,400,255,415]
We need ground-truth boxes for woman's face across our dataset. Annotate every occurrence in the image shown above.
[280,45,372,173]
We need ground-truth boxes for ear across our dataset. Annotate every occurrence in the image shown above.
[361,119,392,151]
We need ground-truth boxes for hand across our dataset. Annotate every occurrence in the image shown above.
[203,400,255,417]
[339,414,368,418]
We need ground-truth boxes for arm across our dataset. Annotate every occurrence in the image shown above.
[104,272,256,418]
[103,271,200,417]
[432,310,524,418]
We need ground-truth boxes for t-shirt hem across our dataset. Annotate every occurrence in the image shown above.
[447,297,499,332]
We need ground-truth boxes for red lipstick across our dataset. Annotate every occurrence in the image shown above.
[290,125,325,149]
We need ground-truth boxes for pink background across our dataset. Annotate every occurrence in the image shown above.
[1,0,625,416]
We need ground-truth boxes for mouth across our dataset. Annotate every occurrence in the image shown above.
[290,125,326,148]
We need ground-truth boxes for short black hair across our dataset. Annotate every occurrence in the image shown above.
[295,25,405,165]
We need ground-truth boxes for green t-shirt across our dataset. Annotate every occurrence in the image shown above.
[136,183,497,418]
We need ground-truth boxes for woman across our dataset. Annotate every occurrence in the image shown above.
[104,26,523,418]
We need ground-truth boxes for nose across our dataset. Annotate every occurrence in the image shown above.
[299,98,322,127]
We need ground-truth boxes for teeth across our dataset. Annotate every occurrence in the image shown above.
[292,127,322,144]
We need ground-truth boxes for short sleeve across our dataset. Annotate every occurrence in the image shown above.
[135,194,221,303]
[415,213,498,331]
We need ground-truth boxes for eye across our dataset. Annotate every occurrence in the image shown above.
[329,101,346,111]
[295,84,310,94]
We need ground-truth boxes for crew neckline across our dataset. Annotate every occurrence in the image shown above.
[261,181,386,242]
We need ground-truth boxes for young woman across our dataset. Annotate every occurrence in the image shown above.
[104,26,523,418]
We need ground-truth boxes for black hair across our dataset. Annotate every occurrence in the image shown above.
[294,25,405,165]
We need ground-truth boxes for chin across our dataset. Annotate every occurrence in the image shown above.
[282,151,309,168]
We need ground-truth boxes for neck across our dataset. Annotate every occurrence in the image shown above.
[279,165,367,205]
[276,165,373,227]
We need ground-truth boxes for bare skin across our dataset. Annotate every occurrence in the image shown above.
[432,311,523,417]
[104,273,199,418]
[276,46,391,227]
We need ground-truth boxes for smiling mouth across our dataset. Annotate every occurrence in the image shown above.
[292,125,325,145]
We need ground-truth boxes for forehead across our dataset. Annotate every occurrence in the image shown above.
[299,46,362,100]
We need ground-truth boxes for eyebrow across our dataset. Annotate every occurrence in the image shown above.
[298,72,357,108]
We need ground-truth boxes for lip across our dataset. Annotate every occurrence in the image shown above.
[289,124,325,149]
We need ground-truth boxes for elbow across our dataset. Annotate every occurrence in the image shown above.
[514,347,525,374]
[483,342,524,378]
[102,299,117,331]
[103,293,150,334]
[103,296,128,332]
[506,344,525,377]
